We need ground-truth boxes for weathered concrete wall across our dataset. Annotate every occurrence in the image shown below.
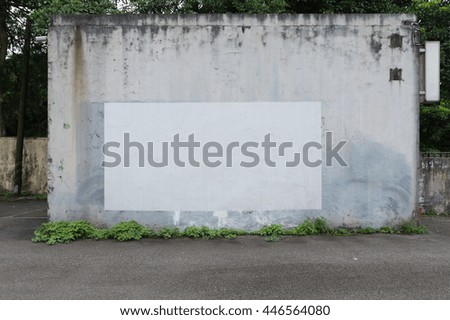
[419,157,450,213]
[48,14,419,229]
[0,138,48,194]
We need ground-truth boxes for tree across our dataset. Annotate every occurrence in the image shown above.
[33,0,118,34]
[126,0,413,14]
[0,1,8,136]
[0,0,118,138]
[421,104,450,151]
[13,18,31,194]
[0,0,42,137]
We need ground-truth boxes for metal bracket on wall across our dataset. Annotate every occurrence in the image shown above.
[411,21,422,46]
[419,44,426,103]
[415,20,426,102]
[413,20,441,103]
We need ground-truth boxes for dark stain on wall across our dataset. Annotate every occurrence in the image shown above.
[241,26,251,33]
[210,25,222,43]
[390,68,403,81]
[390,33,403,48]
[370,33,382,60]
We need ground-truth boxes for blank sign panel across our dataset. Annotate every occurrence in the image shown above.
[425,41,440,102]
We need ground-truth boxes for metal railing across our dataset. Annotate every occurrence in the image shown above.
[421,152,450,158]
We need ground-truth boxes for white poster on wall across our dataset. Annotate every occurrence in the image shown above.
[104,102,322,211]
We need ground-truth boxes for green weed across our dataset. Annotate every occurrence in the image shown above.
[423,209,450,216]
[155,227,181,239]
[378,226,396,234]
[332,228,352,236]
[0,191,14,200]
[32,217,428,245]
[32,221,98,245]
[257,224,285,241]
[357,227,377,234]
[106,221,153,241]
[398,222,427,234]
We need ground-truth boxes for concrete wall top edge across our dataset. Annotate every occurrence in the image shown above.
[50,13,416,28]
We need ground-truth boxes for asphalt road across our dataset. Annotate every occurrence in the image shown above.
[0,199,449,299]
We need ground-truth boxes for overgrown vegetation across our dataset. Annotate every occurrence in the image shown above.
[32,218,428,245]
[105,220,153,241]
[155,226,182,239]
[257,224,286,241]
[423,209,450,216]
[398,222,427,234]
[0,190,47,200]
[32,221,100,245]
[0,190,15,200]
[289,217,332,236]
[183,226,246,239]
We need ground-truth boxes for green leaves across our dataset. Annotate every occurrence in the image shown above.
[420,101,450,151]
[32,220,98,244]
[257,218,427,240]
[257,224,285,241]
[106,220,153,241]
[232,0,288,14]
[128,0,288,14]
[155,227,182,239]
[183,225,244,239]
[32,220,153,244]
[258,224,285,236]
[32,0,118,34]
[320,0,403,13]
[289,218,332,236]
[398,222,427,234]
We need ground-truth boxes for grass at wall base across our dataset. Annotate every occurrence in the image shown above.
[32,218,427,245]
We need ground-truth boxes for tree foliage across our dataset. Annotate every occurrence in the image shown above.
[0,0,449,151]
[0,49,47,136]
[32,0,118,34]
[421,102,450,151]
[0,0,116,136]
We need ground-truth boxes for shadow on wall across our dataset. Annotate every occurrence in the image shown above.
[322,134,413,227]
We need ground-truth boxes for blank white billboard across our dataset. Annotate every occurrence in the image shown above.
[104,102,322,211]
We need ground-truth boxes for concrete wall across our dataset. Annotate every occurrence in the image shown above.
[419,157,450,213]
[0,138,48,194]
[48,14,419,229]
